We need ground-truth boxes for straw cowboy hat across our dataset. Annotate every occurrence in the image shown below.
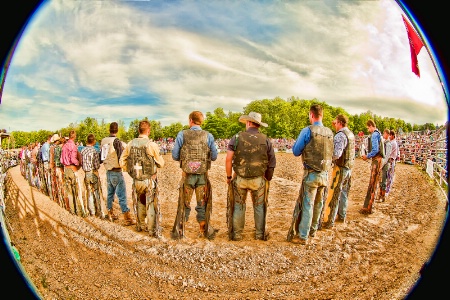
[50,133,60,143]
[238,111,268,127]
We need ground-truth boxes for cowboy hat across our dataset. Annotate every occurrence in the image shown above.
[50,133,60,143]
[238,111,268,127]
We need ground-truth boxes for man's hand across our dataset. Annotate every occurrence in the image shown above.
[362,155,367,161]
[265,167,274,181]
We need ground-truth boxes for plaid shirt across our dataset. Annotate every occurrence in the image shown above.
[81,146,100,172]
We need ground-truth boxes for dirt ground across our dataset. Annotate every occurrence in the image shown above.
[3,153,448,300]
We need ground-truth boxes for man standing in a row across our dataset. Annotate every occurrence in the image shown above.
[288,104,333,245]
[81,133,105,218]
[40,134,53,199]
[171,111,218,240]
[322,114,355,229]
[61,130,86,217]
[385,130,400,199]
[101,122,135,225]
[378,129,392,202]
[360,119,383,214]
[225,111,275,242]
[120,120,165,237]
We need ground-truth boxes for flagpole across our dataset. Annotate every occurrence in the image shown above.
[395,0,449,105]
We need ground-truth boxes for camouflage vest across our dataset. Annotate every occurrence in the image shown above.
[126,137,156,180]
[335,127,356,169]
[54,145,63,168]
[303,125,333,172]
[232,131,268,178]
[180,130,211,174]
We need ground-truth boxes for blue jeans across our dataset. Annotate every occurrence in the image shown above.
[298,169,328,240]
[106,171,129,213]
[182,174,207,223]
[232,175,266,239]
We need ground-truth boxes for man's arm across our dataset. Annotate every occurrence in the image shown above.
[292,127,311,157]
[148,142,165,168]
[332,132,346,161]
[366,132,380,159]
[119,143,131,171]
[208,133,218,161]
[225,150,234,182]
[171,131,183,161]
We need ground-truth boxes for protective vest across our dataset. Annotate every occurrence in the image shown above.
[54,145,63,168]
[101,137,120,170]
[367,129,385,158]
[303,125,333,172]
[126,137,156,180]
[232,131,268,178]
[335,127,355,169]
[180,130,211,174]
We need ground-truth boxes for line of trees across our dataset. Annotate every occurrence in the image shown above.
[2,97,441,149]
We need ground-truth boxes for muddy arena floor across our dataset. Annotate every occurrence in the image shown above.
[3,153,448,300]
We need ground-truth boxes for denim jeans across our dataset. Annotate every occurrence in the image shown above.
[386,160,396,193]
[380,162,390,192]
[106,171,129,213]
[182,174,207,223]
[326,165,351,224]
[232,175,266,239]
[298,169,328,240]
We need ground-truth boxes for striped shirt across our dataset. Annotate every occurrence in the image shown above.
[81,146,100,172]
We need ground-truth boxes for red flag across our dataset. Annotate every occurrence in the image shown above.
[402,14,424,77]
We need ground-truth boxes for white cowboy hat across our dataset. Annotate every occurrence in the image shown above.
[238,111,268,127]
[50,133,60,143]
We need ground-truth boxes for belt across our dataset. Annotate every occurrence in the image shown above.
[64,165,79,171]
[109,168,122,172]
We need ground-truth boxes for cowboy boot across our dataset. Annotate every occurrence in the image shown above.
[198,221,206,238]
[108,209,118,221]
[123,211,136,226]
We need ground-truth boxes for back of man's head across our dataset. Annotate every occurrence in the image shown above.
[139,120,151,134]
[310,104,323,119]
[110,122,119,134]
[189,111,204,126]
[87,134,96,145]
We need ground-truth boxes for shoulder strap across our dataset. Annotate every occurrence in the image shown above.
[233,132,240,151]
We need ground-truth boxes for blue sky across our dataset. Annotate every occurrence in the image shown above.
[1,0,448,132]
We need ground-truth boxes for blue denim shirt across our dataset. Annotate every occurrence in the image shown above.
[172,125,218,161]
[40,141,50,162]
[292,121,323,157]
[367,130,381,159]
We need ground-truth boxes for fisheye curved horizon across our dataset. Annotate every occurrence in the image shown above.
[1,1,448,300]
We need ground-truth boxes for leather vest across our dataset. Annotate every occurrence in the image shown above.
[232,131,268,178]
[303,125,333,172]
[335,127,355,169]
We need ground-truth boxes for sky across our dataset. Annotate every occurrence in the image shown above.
[0,0,448,133]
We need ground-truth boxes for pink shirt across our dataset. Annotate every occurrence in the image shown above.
[60,139,80,166]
